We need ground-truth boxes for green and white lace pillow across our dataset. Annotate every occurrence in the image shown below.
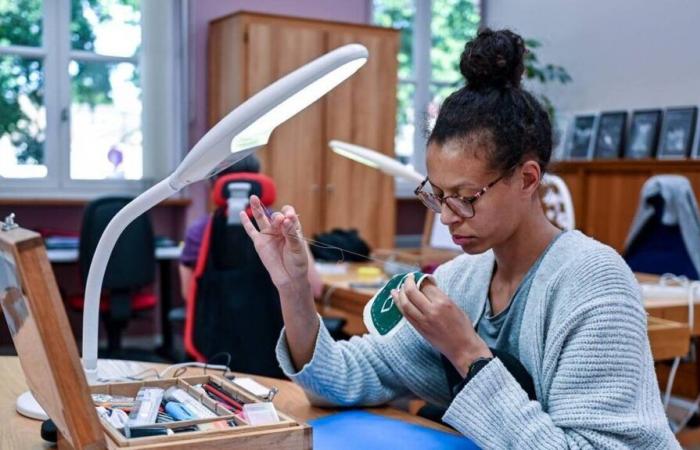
[363,271,435,337]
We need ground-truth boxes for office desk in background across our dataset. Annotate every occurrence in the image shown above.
[0,356,453,449]
[46,246,182,263]
[47,245,183,357]
[638,272,700,337]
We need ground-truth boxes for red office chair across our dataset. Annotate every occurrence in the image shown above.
[183,173,285,377]
[67,197,157,357]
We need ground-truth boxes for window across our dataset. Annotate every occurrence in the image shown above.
[0,0,47,179]
[0,0,186,197]
[373,0,480,188]
[68,1,142,180]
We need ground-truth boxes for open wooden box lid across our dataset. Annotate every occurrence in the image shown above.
[0,222,105,449]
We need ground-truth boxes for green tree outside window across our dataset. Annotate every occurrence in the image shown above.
[373,0,570,161]
[0,0,138,169]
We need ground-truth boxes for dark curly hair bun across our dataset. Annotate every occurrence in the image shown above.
[460,28,525,90]
[430,27,552,175]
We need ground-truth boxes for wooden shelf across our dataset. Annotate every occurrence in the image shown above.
[552,159,700,172]
[550,159,700,252]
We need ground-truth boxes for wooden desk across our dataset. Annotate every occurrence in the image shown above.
[646,301,700,338]
[319,266,691,362]
[317,263,381,336]
[638,273,700,337]
[0,356,452,449]
[647,316,691,360]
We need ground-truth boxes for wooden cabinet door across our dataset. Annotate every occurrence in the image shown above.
[246,22,327,238]
[583,172,648,252]
[323,31,398,249]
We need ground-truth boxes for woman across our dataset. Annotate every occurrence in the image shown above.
[240,29,678,448]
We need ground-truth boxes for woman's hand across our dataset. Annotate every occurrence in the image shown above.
[240,195,309,291]
[392,273,492,377]
[241,196,320,370]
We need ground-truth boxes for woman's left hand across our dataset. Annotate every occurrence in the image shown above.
[392,273,492,377]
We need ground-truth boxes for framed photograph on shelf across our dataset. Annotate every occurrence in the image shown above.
[565,114,597,159]
[550,112,573,161]
[625,109,662,159]
[657,106,698,159]
[593,111,627,159]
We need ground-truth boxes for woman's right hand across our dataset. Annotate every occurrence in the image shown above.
[240,195,310,291]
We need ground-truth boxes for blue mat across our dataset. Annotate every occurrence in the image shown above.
[309,410,479,450]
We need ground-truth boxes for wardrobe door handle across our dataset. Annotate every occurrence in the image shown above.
[325,184,335,193]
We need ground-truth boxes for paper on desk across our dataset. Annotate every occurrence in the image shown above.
[315,262,349,275]
[640,282,700,309]
[640,283,692,300]
[95,360,150,383]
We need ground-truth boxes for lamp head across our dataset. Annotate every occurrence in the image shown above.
[329,140,424,184]
[168,44,368,190]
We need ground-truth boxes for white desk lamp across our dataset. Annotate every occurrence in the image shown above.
[17,44,368,421]
[80,45,368,383]
[328,140,461,251]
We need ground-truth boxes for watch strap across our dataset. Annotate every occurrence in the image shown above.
[451,356,494,397]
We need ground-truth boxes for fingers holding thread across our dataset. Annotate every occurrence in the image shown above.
[280,205,303,235]
[239,210,260,239]
[282,217,304,252]
[249,195,272,231]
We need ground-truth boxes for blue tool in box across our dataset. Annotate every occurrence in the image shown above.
[164,402,195,421]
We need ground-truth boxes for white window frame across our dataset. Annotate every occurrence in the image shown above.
[0,0,188,200]
[378,0,481,197]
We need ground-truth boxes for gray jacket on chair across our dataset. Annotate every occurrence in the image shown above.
[625,174,700,276]
[276,231,678,449]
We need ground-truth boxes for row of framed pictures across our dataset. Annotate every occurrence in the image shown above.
[564,106,698,160]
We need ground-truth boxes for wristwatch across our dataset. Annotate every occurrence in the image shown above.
[451,357,494,397]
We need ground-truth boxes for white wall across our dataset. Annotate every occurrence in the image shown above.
[485,0,700,114]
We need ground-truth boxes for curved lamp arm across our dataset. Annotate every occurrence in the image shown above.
[82,178,176,381]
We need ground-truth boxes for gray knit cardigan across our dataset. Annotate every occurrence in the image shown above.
[276,230,679,449]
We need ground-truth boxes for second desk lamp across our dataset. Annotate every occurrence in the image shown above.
[328,139,462,254]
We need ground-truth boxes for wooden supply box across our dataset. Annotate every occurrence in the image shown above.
[0,223,311,449]
[89,375,310,449]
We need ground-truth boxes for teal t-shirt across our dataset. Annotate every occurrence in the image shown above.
[477,232,565,357]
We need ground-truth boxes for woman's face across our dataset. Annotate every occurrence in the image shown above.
[425,138,533,254]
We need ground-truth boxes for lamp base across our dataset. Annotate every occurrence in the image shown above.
[16,390,48,421]
[84,365,98,385]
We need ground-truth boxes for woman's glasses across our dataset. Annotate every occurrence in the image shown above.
[414,176,503,219]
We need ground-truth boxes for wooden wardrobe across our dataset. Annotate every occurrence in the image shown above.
[208,12,400,249]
